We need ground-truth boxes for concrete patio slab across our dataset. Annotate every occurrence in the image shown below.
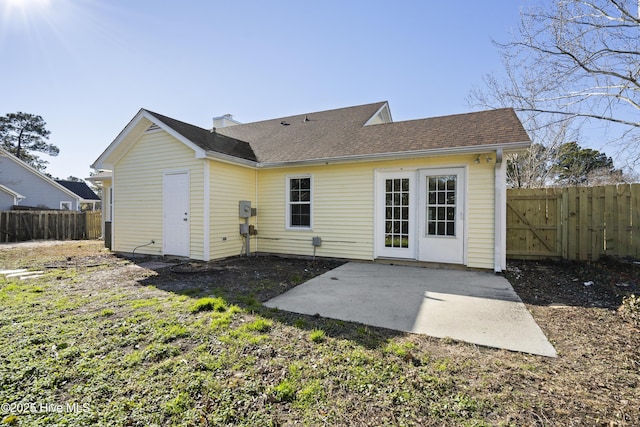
[264,262,556,357]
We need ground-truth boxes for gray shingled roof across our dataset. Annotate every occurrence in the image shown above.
[145,110,257,162]
[55,180,100,201]
[146,102,530,164]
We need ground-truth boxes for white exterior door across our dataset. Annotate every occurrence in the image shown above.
[417,168,465,264]
[163,172,190,257]
[375,171,416,259]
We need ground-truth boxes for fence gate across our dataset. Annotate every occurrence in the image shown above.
[506,184,640,261]
[507,188,562,259]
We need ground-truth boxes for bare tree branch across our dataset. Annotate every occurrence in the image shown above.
[478,0,640,166]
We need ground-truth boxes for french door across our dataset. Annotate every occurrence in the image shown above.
[417,168,465,264]
[376,168,465,264]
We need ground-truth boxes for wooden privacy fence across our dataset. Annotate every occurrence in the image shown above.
[507,184,640,261]
[0,211,102,243]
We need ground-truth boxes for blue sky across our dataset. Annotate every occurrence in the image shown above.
[0,0,525,180]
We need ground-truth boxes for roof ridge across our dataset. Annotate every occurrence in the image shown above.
[229,101,388,127]
[144,109,207,131]
[367,107,517,127]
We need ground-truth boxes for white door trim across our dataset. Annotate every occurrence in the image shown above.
[163,170,190,257]
[374,170,416,259]
[417,166,467,264]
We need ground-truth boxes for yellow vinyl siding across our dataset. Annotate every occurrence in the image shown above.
[113,130,205,259]
[257,164,374,260]
[466,161,496,269]
[255,154,496,269]
[208,160,257,259]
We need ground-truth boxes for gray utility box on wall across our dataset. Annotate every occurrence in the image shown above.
[239,200,252,218]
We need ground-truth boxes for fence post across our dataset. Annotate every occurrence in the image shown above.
[561,189,568,260]
[631,185,640,259]
[617,184,631,257]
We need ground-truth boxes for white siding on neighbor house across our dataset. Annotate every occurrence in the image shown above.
[113,130,205,259]
[0,156,79,210]
[208,160,257,260]
[255,153,497,269]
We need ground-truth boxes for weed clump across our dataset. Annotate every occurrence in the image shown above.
[189,297,227,313]
[272,379,296,402]
[309,329,325,343]
[244,318,272,332]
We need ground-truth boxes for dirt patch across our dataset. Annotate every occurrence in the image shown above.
[137,255,345,304]
[503,257,640,426]
[506,257,639,308]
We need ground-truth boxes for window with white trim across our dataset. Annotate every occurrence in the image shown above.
[287,176,312,229]
[426,175,456,236]
[60,201,72,210]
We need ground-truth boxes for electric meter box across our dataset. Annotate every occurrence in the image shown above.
[239,201,252,218]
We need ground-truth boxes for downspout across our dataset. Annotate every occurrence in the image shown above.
[254,168,259,255]
[494,149,505,273]
[203,161,211,261]
[111,173,115,252]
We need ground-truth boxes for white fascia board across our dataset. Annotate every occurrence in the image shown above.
[0,148,82,203]
[91,109,148,170]
[205,151,257,168]
[86,172,112,182]
[91,110,206,170]
[257,141,531,168]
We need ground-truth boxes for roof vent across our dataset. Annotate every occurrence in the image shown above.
[280,121,290,126]
[303,115,310,122]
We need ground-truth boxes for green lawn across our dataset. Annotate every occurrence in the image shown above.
[0,241,637,426]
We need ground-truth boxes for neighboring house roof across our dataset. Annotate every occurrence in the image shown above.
[0,184,25,201]
[0,148,82,203]
[55,180,100,201]
[93,102,531,169]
